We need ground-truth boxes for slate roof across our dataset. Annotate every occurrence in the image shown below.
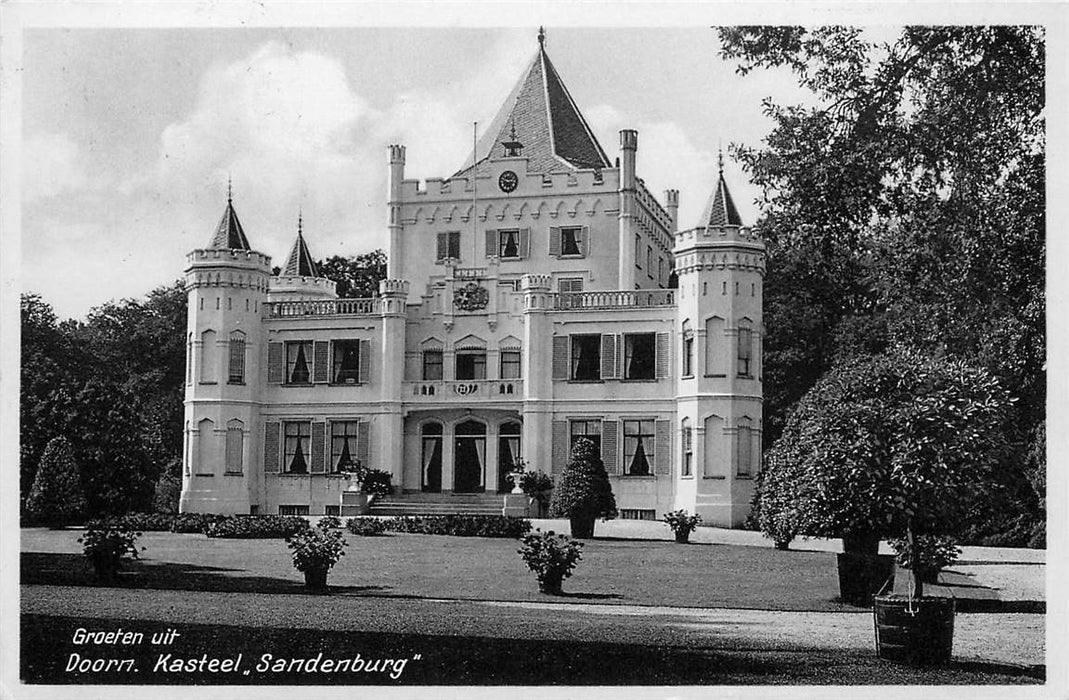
[700,171,744,228]
[456,34,611,177]
[281,229,319,277]
[207,198,252,250]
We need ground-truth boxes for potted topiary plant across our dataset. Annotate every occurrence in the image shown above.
[286,526,348,591]
[517,530,584,595]
[548,438,617,538]
[663,509,702,543]
[78,521,143,583]
[761,348,1009,663]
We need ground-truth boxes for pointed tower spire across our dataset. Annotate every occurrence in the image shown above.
[280,213,320,277]
[207,181,251,250]
[700,148,744,228]
[455,28,610,176]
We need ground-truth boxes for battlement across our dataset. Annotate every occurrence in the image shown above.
[379,279,411,296]
[186,248,272,270]
[269,275,338,300]
[521,274,553,292]
[400,166,619,203]
[674,225,763,249]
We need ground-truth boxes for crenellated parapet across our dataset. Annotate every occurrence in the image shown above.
[399,166,618,205]
[268,275,338,301]
[672,248,766,277]
[673,226,765,276]
[379,279,411,297]
[185,249,272,290]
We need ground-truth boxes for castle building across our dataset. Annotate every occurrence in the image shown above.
[180,29,765,526]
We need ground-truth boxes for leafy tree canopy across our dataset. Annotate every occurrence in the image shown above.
[316,250,387,299]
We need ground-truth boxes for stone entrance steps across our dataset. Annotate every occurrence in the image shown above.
[369,492,508,517]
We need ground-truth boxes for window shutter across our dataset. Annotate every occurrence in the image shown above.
[267,342,284,383]
[519,228,531,258]
[436,232,448,260]
[552,421,568,476]
[359,339,371,384]
[600,334,618,379]
[357,420,370,468]
[549,226,561,257]
[311,421,326,473]
[654,419,670,475]
[264,421,280,473]
[313,341,330,383]
[655,332,670,379]
[602,420,618,475]
[579,226,589,257]
[485,229,497,258]
[552,336,569,380]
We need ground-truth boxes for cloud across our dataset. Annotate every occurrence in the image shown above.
[23,132,90,203]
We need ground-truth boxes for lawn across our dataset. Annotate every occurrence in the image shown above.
[20,527,1043,686]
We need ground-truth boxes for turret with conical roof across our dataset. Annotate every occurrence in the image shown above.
[207,180,253,250]
[268,213,337,302]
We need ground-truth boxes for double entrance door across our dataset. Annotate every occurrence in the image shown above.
[420,419,521,493]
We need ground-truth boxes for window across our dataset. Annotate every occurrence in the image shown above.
[421,422,443,492]
[330,420,360,472]
[682,330,694,378]
[283,421,311,474]
[737,418,753,477]
[325,505,340,516]
[658,257,666,286]
[196,418,215,476]
[558,278,583,294]
[635,234,642,268]
[279,505,310,516]
[623,333,655,380]
[228,332,246,384]
[570,334,601,381]
[646,246,653,278]
[332,340,361,384]
[285,341,313,384]
[225,420,243,475]
[623,419,655,476]
[681,418,693,477]
[499,421,522,479]
[570,419,601,455]
[500,350,521,379]
[455,351,487,380]
[738,327,753,377]
[499,229,520,258]
[561,227,582,256]
[436,231,461,261]
[422,350,443,380]
[620,508,657,521]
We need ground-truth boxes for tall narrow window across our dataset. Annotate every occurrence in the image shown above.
[635,234,642,268]
[286,341,313,384]
[623,420,655,476]
[228,331,246,384]
[682,323,694,377]
[737,418,753,477]
[681,418,693,477]
[421,422,443,492]
[225,420,244,474]
[332,340,361,384]
[422,350,443,380]
[623,333,655,380]
[500,350,521,379]
[196,418,215,476]
[283,421,311,474]
[737,326,753,377]
[705,316,724,376]
[498,421,522,491]
[570,335,601,381]
[646,246,653,277]
[569,419,601,456]
[330,420,360,471]
[199,330,217,383]
[499,229,520,258]
[436,231,462,261]
[455,351,487,380]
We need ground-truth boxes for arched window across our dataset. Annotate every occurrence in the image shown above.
[225,419,244,474]
[499,421,522,472]
[737,319,754,378]
[200,330,217,383]
[196,418,215,476]
[737,417,753,477]
[454,420,487,493]
[228,331,246,384]
[421,422,443,492]
[682,320,694,377]
[704,316,724,376]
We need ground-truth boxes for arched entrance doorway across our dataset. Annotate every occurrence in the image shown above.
[421,422,443,492]
[498,421,522,493]
[454,420,486,493]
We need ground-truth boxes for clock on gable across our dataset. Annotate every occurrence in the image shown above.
[498,170,519,193]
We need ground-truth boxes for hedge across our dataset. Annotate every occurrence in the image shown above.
[385,515,531,539]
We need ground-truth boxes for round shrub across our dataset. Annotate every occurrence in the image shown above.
[517,530,584,595]
[79,521,142,582]
[287,527,347,590]
[25,436,86,528]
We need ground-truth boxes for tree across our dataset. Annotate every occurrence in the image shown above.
[25,436,87,527]
[153,457,183,514]
[316,250,387,298]
[761,347,1011,594]
[548,438,617,538]
[718,27,1044,544]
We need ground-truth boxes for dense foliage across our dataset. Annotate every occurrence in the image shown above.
[719,26,1044,545]
[548,438,618,521]
[205,515,311,539]
[346,517,388,536]
[79,522,142,581]
[889,535,962,583]
[663,510,702,540]
[286,526,348,573]
[761,349,1010,545]
[517,530,584,595]
[386,515,532,539]
[314,250,387,299]
[25,436,86,527]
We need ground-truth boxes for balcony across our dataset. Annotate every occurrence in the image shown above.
[265,298,378,318]
[407,380,522,401]
[553,289,675,311]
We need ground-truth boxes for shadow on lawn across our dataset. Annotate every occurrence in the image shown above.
[21,552,388,596]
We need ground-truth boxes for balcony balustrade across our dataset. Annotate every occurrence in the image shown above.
[265,298,378,317]
[553,289,675,310]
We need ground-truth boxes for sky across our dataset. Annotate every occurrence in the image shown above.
[22,25,811,319]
